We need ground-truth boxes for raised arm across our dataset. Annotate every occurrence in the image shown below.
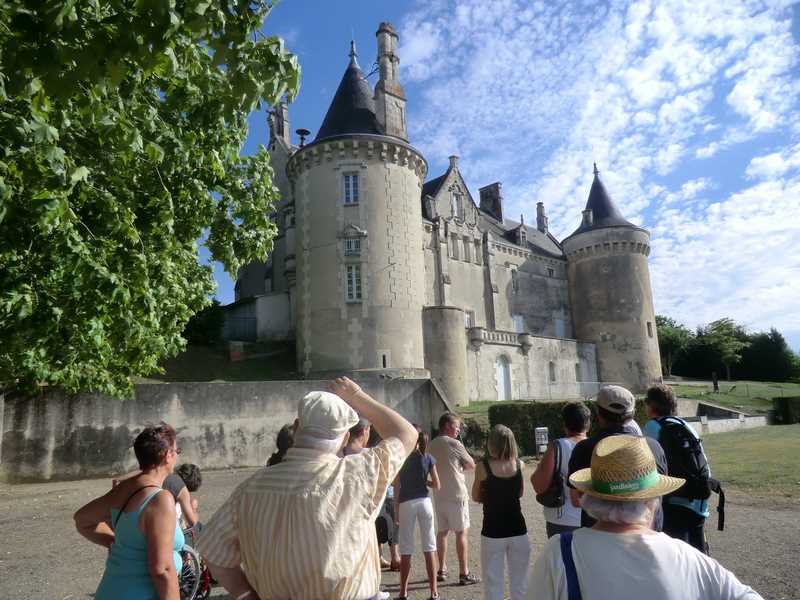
[531,442,556,495]
[328,377,417,455]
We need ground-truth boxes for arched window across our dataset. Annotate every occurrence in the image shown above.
[496,355,512,401]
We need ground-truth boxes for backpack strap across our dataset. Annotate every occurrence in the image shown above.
[113,485,160,529]
[560,531,582,600]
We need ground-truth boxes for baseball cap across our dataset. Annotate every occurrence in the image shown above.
[297,391,359,440]
[595,385,635,416]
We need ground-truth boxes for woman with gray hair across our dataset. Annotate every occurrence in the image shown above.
[529,435,763,600]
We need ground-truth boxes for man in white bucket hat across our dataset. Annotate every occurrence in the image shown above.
[198,377,417,600]
[530,435,763,600]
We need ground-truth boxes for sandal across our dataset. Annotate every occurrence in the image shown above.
[436,569,448,582]
[459,572,481,585]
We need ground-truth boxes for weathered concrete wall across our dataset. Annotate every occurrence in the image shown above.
[563,227,661,393]
[289,136,428,374]
[684,415,768,436]
[466,333,598,402]
[422,306,469,406]
[255,292,293,341]
[0,376,446,483]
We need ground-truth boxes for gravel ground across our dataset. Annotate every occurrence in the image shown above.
[0,467,795,600]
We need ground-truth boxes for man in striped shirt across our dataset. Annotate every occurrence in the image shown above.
[196,377,417,600]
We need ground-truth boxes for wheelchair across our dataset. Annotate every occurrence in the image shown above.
[179,524,212,600]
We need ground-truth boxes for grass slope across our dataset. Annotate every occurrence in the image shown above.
[672,381,800,415]
[703,424,800,500]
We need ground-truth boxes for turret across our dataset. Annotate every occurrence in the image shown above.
[561,164,662,392]
[286,38,427,375]
[268,100,291,149]
[374,22,407,141]
[536,202,549,234]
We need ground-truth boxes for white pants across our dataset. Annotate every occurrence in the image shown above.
[480,534,531,600]
[398,497,436,555]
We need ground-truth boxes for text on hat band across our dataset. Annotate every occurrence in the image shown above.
[591,469,660,495]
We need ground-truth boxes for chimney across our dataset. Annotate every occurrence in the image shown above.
[448,155,459,170]
[374,22,407,141]
[582,208,593,227]
[536,202,548,234]
[268,100,291,149]
[479,182,503,222]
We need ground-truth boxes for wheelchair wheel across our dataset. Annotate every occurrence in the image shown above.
[179,544,202,600]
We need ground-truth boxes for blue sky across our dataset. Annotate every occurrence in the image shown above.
[205,0,800,350]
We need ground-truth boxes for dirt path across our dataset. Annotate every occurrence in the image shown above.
[1,469,794,599]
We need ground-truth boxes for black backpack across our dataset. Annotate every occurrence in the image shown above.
[536,440,565,509]
[657,417,711,500]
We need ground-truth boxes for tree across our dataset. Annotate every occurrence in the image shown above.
[655,315,692,377]
[0,2,300,396]
[704,318,749,381]
[182,299,224,345]
[738,328,797,382]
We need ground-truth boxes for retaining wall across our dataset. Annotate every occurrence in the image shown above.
[0,375,446,483]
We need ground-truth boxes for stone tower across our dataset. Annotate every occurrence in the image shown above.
[286,35,428,375]
[562,165,662,392]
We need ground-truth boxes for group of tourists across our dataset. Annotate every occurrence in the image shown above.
[74,377,763,600]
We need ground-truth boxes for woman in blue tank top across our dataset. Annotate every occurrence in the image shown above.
[75,423,184,600]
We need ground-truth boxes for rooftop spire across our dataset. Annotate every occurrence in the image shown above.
[593,162,599,177]
[565,164,637,237]
[349,39,358,65]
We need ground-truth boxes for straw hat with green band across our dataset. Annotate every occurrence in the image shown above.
[570,435,686,501]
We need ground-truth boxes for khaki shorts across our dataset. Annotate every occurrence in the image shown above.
[435,498,470,532]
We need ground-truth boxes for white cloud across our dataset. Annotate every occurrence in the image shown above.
[399,0,800,340]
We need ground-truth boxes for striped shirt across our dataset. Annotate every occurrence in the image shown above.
[196,437,406,600]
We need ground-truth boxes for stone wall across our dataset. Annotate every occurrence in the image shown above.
[0,375,446,483]
[466,333,598,402]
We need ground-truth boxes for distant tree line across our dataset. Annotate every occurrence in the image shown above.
[655,315,800,382]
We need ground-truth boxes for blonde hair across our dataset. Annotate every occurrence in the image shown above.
[487,424,518,462]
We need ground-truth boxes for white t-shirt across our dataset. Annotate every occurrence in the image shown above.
[530,528,763,600]
[542,437,581,527]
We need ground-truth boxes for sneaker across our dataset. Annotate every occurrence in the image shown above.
[459,572,481,585]
[436,569,448,582]
[430,595,446,600]
[379,592,390,600]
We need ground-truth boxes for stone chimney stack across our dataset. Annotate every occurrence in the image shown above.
[268,100,291,149]
[536,202,549,234]
[479,182,504,222]
[374,22,407,141]
[448,155,459,170]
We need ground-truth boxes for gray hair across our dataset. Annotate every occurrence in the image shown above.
[581,494,661,526]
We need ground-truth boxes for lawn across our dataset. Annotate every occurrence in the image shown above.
[672,380,800,415]
[703,424,800,500]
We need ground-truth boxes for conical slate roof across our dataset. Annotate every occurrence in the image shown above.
[568,164,636,236]
[314,42,381,142]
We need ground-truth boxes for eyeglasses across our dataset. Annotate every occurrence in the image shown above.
[172,447,182,455]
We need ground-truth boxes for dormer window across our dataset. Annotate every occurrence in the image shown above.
[344,238,361,256]
[451,192,462,219]
[343,173,359,204]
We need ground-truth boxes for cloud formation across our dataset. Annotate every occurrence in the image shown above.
[400,0,800,346]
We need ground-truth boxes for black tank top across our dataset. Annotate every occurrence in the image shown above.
[480,458,527,538]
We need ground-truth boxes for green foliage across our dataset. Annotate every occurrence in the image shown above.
[0,1,299,396]
[655,315,692,376]
[772,397,800,425]
[704,318,750,380]
[738,329,799,382]
[488,400,648,456]
[182,299,224,345]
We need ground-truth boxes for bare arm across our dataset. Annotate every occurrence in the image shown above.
[518,460,525,498]
[471,461,486,503]
[570,488,582,508]
[531,442,556,495]
[328,377,417,455]
[459,442,476,471]
[427,463,441,491]
[393,475,401,526]
[176,487,199,526]
[142,491,180,600]
[74,492,115,549]
[207,563,260,600]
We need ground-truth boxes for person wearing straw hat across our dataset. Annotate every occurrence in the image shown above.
[196,377,417,600]
[529,435,763,600]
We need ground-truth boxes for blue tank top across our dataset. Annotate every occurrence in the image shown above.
[95,488,185,600]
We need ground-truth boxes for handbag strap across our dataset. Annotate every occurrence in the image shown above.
[113,485,159,529]
[560,531,582,600]
[553,438,561,474]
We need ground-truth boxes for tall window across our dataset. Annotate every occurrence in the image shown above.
[451,193,462,219]
[474,240,482,265]
[345,264,362,302]
[647,321,653,338]
[511,269,519,293]
[343,173,359,204]
[464,310,475,328]
[450,233,459,260]
[344,238,361,256]
[513,314,524,333]
[548,361,557,383]
[462,236,471,262]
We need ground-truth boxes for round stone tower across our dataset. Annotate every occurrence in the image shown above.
[286,36,428,375]
[562,165,662,392]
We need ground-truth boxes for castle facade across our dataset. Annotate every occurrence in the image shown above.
[227,23,662,404]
